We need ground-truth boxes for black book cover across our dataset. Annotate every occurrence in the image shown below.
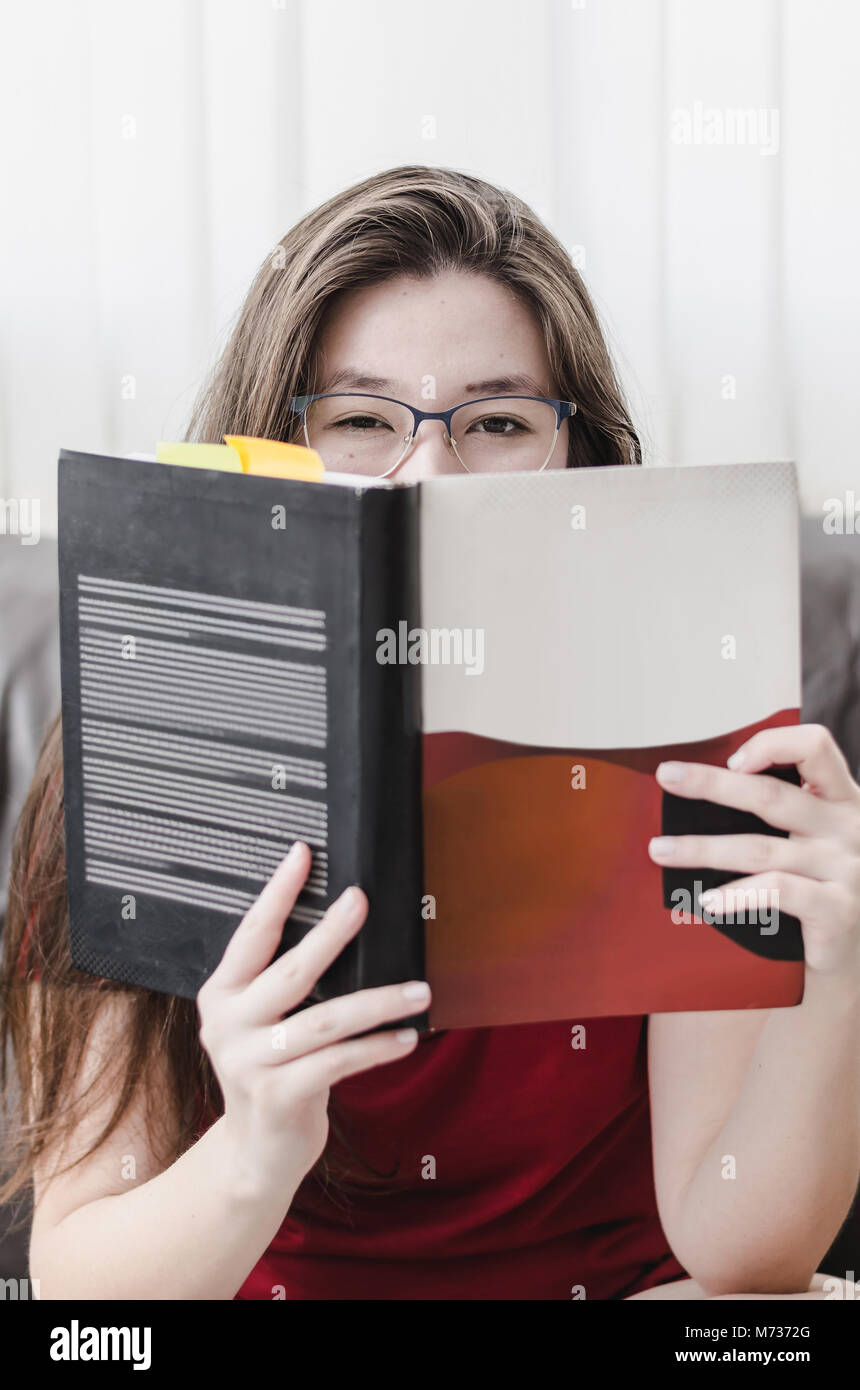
[58,450,427,1028]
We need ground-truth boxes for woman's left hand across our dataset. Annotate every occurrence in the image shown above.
[648,724,860,976]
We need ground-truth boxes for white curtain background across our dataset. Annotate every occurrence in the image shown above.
[1,0,858,533]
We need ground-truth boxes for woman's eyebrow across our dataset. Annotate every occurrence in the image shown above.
[320,368,551,396]
[322,369,392,392]
[463,373,549,396]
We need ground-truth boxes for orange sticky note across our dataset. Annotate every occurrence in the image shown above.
[224,435,325,481]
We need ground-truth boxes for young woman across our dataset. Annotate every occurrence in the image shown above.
[2,166,859,1301]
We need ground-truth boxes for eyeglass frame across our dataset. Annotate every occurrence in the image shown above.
[288,392,578,477]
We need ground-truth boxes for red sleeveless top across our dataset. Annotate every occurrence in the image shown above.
[233,1014,687,1300]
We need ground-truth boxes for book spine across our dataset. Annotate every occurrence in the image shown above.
[356,486,427,1030]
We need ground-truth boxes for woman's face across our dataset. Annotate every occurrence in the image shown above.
[312,269,569,483]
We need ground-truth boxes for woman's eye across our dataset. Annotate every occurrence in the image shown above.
[469,415,528,435]
[330,414,393,432]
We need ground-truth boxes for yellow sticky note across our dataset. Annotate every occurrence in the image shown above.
[224,435,325,481]
[156,441,243,472]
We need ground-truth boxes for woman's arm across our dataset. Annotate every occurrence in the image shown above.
[648,724,860,1295]
[30,849,428,1299]
[649,975,860,1296]
[31,1068,301,1301]
[28,987,298,1299]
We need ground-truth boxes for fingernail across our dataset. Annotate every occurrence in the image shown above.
[656,762,684,785]
[727,750,746,770]
[402,981,431,1002]
[287,841,306,862]
[338,885,364,914]
[649,837,676,858]
[395,1028,418,1045]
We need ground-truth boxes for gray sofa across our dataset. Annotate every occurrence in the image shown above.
[1,519,858,1284]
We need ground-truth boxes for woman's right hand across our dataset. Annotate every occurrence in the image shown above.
[196,841,429,1204]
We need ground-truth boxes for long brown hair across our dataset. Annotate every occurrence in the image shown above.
[0,165,640,1220]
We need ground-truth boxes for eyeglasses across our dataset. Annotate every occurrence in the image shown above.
[288,393,577,478]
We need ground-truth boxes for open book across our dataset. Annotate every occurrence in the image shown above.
[58,446,805,1032]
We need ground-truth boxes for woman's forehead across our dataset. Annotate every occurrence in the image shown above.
[315,272,556,397]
